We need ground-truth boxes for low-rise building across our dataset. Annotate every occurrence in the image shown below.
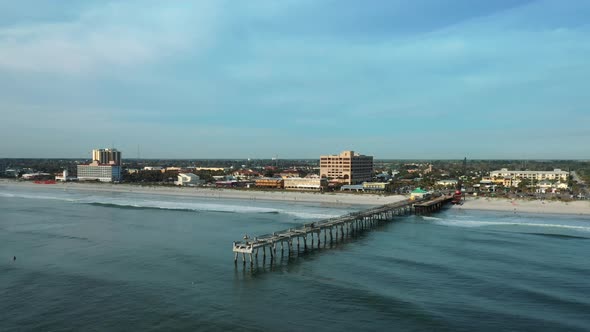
[436,179,459,187]
[194,167,226,171]
[283,177,327,191]
[233,169,261,180]
[255,178,284,189]
[22,172,52,180]
[340,184,364,192]
[277,169,301,178]
[410,188,430,200]
[175,173,203,186]
[362,182,391,192]
[55,170,76,182]
[490,168,568,182]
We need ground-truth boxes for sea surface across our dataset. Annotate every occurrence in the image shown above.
[1,185,590,331]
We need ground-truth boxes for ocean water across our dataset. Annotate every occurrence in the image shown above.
[1,185,590,331]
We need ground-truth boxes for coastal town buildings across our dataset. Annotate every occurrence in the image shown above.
[436,179,459,187]
[283,177,327,191]
[320,150,373,185]
[362,182,392,192]
[255,178,284,189]
[490,168,569,182]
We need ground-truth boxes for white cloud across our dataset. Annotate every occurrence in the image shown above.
[0,2,220,75]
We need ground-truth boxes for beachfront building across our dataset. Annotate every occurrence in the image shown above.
[436,179,459,187]
[55,170,76,182]
[283,177,327,191]
[92,148,121,165]
[233,169,261,180]
[362,182,392,192]
[143,166,163,171]
[77,164,122,182]
[490,168,569,182]
[255,178,284,189]
[320,150,373,185]
[340,184,364,192]
[78,148,123,182]
[194,167,226,172]
[410,188,430,200]
[277,169,302,178]
[175,173,203,186]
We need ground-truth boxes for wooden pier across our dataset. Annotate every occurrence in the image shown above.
[232,194,453,265]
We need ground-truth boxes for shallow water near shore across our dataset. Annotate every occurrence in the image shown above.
[1,186,590,331]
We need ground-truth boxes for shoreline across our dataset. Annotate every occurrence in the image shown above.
[0,179,407,207]
[2,179,589,215]
[451,197,590,216]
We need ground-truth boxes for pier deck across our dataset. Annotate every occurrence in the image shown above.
[232,194,453,264]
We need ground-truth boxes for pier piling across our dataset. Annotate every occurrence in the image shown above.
[232,195,453,266]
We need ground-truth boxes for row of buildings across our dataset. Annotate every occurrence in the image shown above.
[66,149,573,196]
[72,149,377,184]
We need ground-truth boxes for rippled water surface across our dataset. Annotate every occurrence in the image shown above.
[1,186,590,331]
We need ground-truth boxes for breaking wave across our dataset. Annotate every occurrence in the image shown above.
[433,218,590,233]
[0,190,342,219]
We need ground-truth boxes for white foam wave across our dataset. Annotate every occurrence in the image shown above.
[0,191,76,202]
[284,211,342,220]
[434,219,590,232]
[421,216,442,221]
[1,190,340,219]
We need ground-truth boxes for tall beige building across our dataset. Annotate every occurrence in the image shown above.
[320,150,373,185]
[92,148,121,165]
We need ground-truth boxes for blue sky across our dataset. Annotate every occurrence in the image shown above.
[0,0,589,159]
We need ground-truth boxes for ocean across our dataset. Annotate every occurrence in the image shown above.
[1,185,590,331]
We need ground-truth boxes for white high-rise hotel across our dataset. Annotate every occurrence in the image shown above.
[77,148,122,182]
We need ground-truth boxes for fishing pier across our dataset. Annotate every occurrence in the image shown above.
[232,194,453,265]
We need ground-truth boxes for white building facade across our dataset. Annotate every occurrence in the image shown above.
[489,168,569,182]
[283,177,327,191]
[77,165,122,182]
[175,173,203,186]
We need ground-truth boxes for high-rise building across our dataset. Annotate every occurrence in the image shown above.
[320,150,373,185]
[92,148,121,166]
[78,148,123,182]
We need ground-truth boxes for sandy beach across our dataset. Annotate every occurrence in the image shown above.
[0,180,407,206]
[452,197,590,215]
[3,180,589,214]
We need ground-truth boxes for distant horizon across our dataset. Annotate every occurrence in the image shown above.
[1,156,589,162]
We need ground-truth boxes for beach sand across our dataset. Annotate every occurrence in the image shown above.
[452,197,590,215]
[0,180,407,206]
[3,180,589,215]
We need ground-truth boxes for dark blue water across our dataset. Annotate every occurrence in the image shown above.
[1,186,590,331]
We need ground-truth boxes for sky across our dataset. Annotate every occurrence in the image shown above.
[0,0,589,159]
